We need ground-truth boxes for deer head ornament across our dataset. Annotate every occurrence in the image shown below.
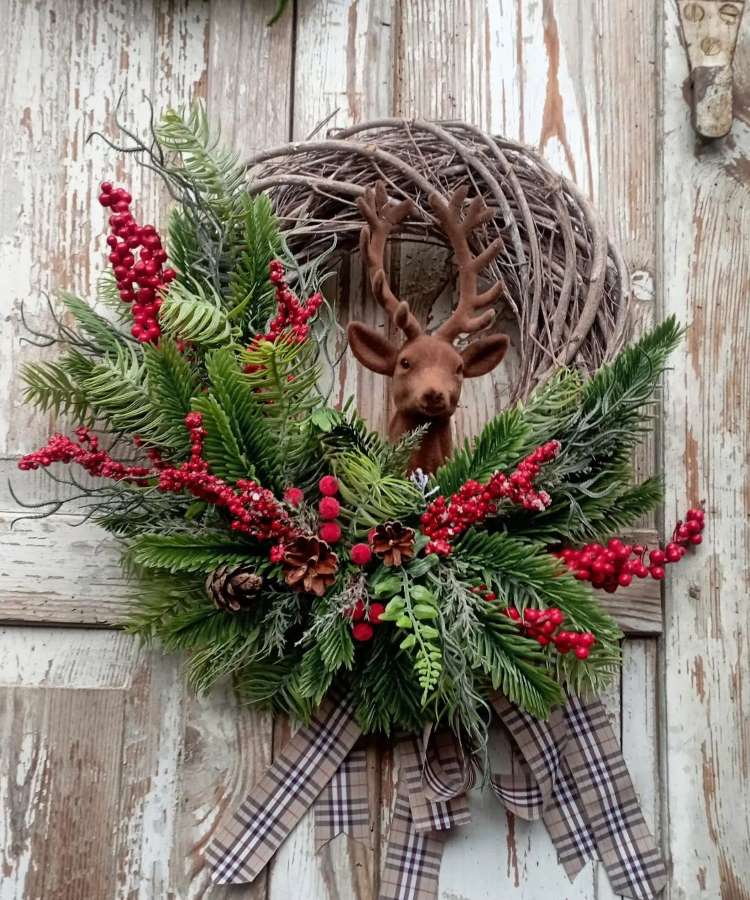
[347,182,509,474]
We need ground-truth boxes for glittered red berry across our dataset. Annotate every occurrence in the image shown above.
[574,646,590,660]
[284,486,304,506]
[319,497,341,520]
[319,475,339,496]
[618,572,633,587]
[350,543,372,566]
[369,602,385,624]
[650,565,666,580]
[352,622,374,642]
[319,521,342,544]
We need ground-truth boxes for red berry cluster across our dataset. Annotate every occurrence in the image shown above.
[421,441,561,555]
[471,585,596,659]
[555,508,706,592]
[265,260,323,343]
[317,475,343,545]
[18,427,151,483]
[345,599,386,642]
[98,182,176,344]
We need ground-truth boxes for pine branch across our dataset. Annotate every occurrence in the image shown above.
[352,632,424,735]
[229,193,282,331]
[81,347,167,442]
[455,530,622,645]
[127,532,261,574]
[144,338,200,452]
[435,406,531,495]
[191,393,254,482]
[59,292,130,354]
[335,451,424,534]
[203,347,280,487]
[22,351,95,420]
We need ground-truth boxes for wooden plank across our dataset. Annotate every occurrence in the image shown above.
[661,2,750,897]
[207,0,293,155]
[0,629,183,898]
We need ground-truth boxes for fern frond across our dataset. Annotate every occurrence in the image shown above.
[159,279,233,347]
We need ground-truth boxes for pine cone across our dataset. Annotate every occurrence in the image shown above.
[206,564,263,612]
[371,521,416,567]
[282,535,339,596]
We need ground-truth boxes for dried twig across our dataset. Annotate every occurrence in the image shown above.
[244,119,630,403]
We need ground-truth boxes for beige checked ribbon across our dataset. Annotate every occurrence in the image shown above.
[204,692,666,899]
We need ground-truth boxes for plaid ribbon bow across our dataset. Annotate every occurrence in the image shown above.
[204,692,666,900]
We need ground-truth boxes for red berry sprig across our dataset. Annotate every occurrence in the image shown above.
[98,182,176,344]
[556,507,706,592]
[20,415,299,548]
[421,441,561,555]
[345,599,386,642]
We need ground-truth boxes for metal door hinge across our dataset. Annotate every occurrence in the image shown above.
[678,1,746,138]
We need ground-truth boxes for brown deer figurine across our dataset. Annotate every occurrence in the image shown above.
[347,182,509,474]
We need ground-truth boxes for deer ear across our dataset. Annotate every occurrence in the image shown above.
[347,322,398,375]
[462,334,509,377]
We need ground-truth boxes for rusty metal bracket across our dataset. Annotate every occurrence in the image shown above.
[678,1,746,138]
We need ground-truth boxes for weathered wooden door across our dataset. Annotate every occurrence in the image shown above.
[1,2,748,897]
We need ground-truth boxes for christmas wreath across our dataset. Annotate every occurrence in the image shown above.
[17,106,698,897]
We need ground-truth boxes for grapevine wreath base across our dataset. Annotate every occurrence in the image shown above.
[15,107,704,898]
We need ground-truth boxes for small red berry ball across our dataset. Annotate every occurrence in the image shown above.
[319,496,341,520]
[352,622,374,642]
[351,543,373,566]
[319,475,339,496]
[319,521,342,544]
[283,486,304,506]
[369,602,385,624]
[347,600,366,622]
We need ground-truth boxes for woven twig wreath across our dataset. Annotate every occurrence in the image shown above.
[245,118,630,403]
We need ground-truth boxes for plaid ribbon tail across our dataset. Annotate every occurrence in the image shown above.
[564,696,667,899]
[314,747,371,851]
[204,693,362,884]
[380,731,472,900]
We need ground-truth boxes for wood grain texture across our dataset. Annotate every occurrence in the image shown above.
[661,2,750,897]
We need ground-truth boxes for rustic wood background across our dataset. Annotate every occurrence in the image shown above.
[1,1,748,898]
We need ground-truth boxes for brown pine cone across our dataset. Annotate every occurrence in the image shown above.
[371,521,416,567]
[206,564,263,613]
[282,535,339,596]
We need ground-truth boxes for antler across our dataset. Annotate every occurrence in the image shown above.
[430,187,506,342]
[357,182,422,339]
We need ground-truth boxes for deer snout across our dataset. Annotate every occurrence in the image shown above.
[418,386,454,416]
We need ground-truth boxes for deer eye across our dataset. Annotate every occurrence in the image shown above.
[399,358,410,370]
